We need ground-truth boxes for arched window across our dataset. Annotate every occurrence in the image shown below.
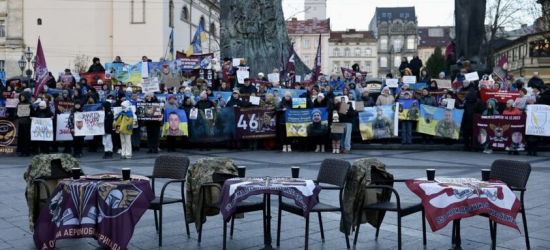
[210,23,217,37]
[354,48,361,57]
[344,48,351,57]
[333,48,340,57]
[181,6,189,21]
[37,18,42,25]
[169,0,174,27]
[200,16,206,28]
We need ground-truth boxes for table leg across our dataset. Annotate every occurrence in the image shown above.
[452,219,462,250]
[260,193,275,250]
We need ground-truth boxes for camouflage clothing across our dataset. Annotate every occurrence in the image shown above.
[435,120,460,139]
[340,158,393,235]
[22,153,81,231]
[185,157,238,232]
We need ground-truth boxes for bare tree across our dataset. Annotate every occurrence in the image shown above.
[73,54,90,73]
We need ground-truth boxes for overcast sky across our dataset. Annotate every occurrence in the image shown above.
[283,0,456,30]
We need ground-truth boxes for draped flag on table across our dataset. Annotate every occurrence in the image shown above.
[0,117,17,156]
[33,38,51,98]
[186,21,207,56]
[417,106,463,139]
[235,107,277,139]
[162,108,188,136]
[285,108,328,137]
[358,104,398,140]
[526,104,550,136]
[188,107,235,142]
[473,114,526,151]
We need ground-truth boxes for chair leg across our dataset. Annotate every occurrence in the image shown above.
[489,220,495,248]
[492,221,497,250]
[230,216,235,239]
[305,216,310,250]
[317,212,325,242]
[158,207,163,247]
[223,219,228,250]
[375,212,384,240]
[153,209,159,233]
[397,215,402,250]
[451,220,456,245]
[181,198,190,237]
[521,210,530,249]
[198,207,204,243]
[277,206,282,247]
[421,209,427,245]
[353,211,362,246]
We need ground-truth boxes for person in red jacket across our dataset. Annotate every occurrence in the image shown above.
[502,99,521,115]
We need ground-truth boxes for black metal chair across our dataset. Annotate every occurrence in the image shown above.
[487,159,532,250]
[276,158,351,250]
[353,172,426,250]
[32,159,73,224]
[147,154,190,247]
[197,173,265,250]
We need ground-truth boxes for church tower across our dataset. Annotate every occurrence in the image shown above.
[304,0,327,20]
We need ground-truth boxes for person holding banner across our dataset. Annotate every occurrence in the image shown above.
[144,92,161,154]
[420,88,437,144]
[16,91,33,157]
[226,90,243,150]
[277,91,293,152]
[68,100,84,158]
[312,94,328,152]
[32,101,54,154]
[334,96,355,154]
[503,100,521,115]
[376,87,395,106]
[114,101,134,159]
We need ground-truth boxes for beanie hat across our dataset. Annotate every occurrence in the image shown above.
[506,99,514,105]
[121,100,130,108]
[39,101,47,108]
[200,90,207,99]
[167,94,175,100]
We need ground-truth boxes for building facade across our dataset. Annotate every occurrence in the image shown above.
[328,29,378,77]
[304,0,327,20]
[0,0,26,78]
[417,26,454,62]
[286,18,331,77]
[22,0,219,75]
[369,7,418,78]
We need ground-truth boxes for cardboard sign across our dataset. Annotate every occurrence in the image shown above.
[17,104,31,117]
[31,118,54,141]
[164,77,181,89]
[5,99,19,108]
[268,73,280,83]
[339,102,350,114]
[141,78,160,93]
[434,79,452,89]
[446,99,456,109]
[331,123,345,134]
[386,79,399,88]
[465,72,479,82]
[402,76,416,84]
[354,101,365,112]
[236,67,250,84]
[249,96,260,106]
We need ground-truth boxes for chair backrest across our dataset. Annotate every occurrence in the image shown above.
[490,159,531,189]
[316,158,351,186]
[152,154,190,179]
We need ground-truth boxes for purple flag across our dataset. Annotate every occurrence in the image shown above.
[286,45,296,88]
[279,45,285,84]
[311,34,322,84]
[33,38,51,98]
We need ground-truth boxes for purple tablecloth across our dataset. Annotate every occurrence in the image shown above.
[33,175,154,250]
[220,178,321,220]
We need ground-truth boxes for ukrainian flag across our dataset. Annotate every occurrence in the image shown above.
[186,21,207,56]
[167,29,174,60]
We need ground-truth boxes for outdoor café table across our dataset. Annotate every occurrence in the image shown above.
[220,177,321,250]
[33,173,154,250]
[406,178,522,250]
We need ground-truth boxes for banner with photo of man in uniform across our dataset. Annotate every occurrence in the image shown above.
[188,107,235,143]
[285,108,328,137]
[473,114,526,151]
[358,104,398,140]
[417,106,463,139]
[162,108,188,136]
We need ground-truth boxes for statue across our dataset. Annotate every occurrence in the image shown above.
[220,0,309,78]
[454,0,487,63]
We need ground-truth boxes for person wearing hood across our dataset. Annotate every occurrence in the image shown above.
[428,80,439,92]
[503,99,521,115]
[16,91,33,156]
[409,55,423,79]
[60,90,72,102]
[226,90,243,108]
[482,98,499,115]
[68,100,84,158]
[164,95,178,109]
[376,87,395,106]
[461,91,483,152]
[527,72,544,88]
[277,91,293,152]
[114,100,134,159]
[88,57,106,72]
[398,57,409,77]
[438,72,446,80]
[144,92,161,154]
[360,89,375,107]
[458,80,476,94]
[102,101,114,159]
[419,68,431,84]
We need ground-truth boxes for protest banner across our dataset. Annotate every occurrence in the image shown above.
[136,102,163,121]
[473,114,526,151]
[176,52,214,69]
[285,108,328,137]
[56,114,73,141]
[17,104,31,117]
[188,107,235,143]
[0,118,17,156]
[480,89,521,103]
[434,79,452,89]
[162,108,188,136]
[141,78,160,93]
[358,104,398,140]
[55,101,74,114]
[417,106,463,139]
[465,72,479,81]
[211,92,231,108]
[446,99,456,109]
[402,76,416,84]
[31,118,54,141]
[5,99,19,108]
[2,91,13,99]
[60,75,74,87]
[385,79,399,88]
[104,62,143,85]
[164,77,181,89]
[340,67,367,80]
[83,103,102,112]
[268,73,279,83]
[74,111,105,136]
[514,98,527,110]
[79,72,110,84]
[292,98,307,108]
[266,88,307,99]
[249,96,260,106]
[235,107,277,139]
[526,104,550,136]
[397,99,419,121]
[236,67,249,84]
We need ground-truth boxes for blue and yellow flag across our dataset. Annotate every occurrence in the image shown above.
[186,21,207,56]
[167,29,174,61]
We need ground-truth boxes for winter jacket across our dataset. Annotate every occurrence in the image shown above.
[409,58,423,76]
[537,91,550,105]
[502,108,521,115]
[195,99,214,110]
[226,97,243,107]
[33,107,53,119]
[68,103,84,136]
[16,92,34,125]
[336,102,355,124]
[528,77,544,88]
[164,102,178,109]
[88,64,105,73]
[276,99,293,124]
[361,95,375,107]
[461,92,483,129]
[313,98,328,108]
[102,101,114,134]
[398,62,409,76]
[419,94,436,107]
[482,99,499,115]
[376,94,395,106]
[239,84,257,95]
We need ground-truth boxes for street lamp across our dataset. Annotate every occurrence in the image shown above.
[18,55,26,76]
[23,47,34,92]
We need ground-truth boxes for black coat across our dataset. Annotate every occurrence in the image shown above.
[409,58,423,75]
[537,91,550,105]
[313,98,328,108]
[360,95,375,107]
[88,64,105,73]
[461,92,483,129]
[33,107,53,118]
[102,102,114,134]
[196,99,214,110]
[226,97,243,107]
[239,84,257,94]
[336,102,355,124]
[276,99,293,124]
[528,77,544,88]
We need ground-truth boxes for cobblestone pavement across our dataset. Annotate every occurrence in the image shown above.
[1,148,549,250]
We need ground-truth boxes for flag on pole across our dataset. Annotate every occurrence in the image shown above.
[311,34,322,84]
[493,55,509,90]
[286,45,296,88]
[186,21,208,57]
[33,38,51,98]
[167,29,174,61]
[279,44,285,83]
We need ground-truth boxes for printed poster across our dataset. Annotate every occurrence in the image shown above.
[55,101,74,114]
[162,108,188,136]
[358,104,398,140]
[417,106,463,139]
[17,104,31,117]
[397,99,419,121]
[31,118,54,141]
[434,79,451,89]
[211,92,231,108]
[74,111,105,136]
[473,114,526,151]
[136,102,163,121]
[5,99,19,108]
[236,67,250,84]
[285,108,328,137]
[265,88,307,99]
[480,89,521,104]
[235,107,277,139]
[268,73,279,83]
[141,78,160,93]
[526,105,550,136]
[56,114,73,141]
[104,62,143,85]
[188,107,235,143]
[292,98,307,108]
[402,76,416,84]
[0,118,18,156]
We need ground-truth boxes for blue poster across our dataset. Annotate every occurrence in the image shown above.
[266,88,306,99]
[211,91,232,108]
[162,108,188,136]
[82,103,102,112]
[418,105,463,139]
[358,104,398,140]
[285,108,328,137]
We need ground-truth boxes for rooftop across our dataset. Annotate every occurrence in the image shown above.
[417,26,454,48]
[374,7,416,22]
[329,29,376,43]
[286,18,331,34]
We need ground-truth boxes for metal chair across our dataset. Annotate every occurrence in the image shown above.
[32,159,73,224]
[353,171,426,250]
[276,158,351,250]
[147,154,190,247]
[488,159,532,250]
[197,173,265,250]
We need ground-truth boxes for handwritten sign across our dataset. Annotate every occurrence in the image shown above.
[141,77,160,93]
[17,104,31,117]
[236,67,249,84]
[56,114,73,141]
[385,79,399,88]
[31,118,54,141]
[74,111,105,136]
[5,99,19,108]
[268,73,280,83]
[465,72,479,82]
[249,96,260,106]
[435,79,452,89]
[402,76,416,84]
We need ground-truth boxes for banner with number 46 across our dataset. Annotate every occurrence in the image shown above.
[235,107,277,139]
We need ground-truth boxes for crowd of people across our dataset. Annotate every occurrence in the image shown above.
[3,56,550,158]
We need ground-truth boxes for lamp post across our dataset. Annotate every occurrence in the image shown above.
[18,55,26,77]
[24,47,34,93]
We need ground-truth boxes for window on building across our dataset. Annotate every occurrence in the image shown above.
[381,13,387,18]
[344,48,351,57]
[169,0,174,28]
[354,48,361,56]
[380,57,387,68]
[304,39,310,48]
[210,23,217,37]
[0,60,4,71]
[0,21,5,37]
[400,13,404,18]
[333,63,340,72]
[333,48,340,57]
[304,56,311,66]
[387,13,392,19]
[344,62,351,69]
[407,37,415,50]
[424,51,431,60]
[365,48,372,57]
[394,56,401,67]
[37,18,42,26]
[181,6,189,21]
[380,37,388,50]
[365,61,371,72]
[393,39,402,52]
[131,0,146,24]
[314,39,318,47]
